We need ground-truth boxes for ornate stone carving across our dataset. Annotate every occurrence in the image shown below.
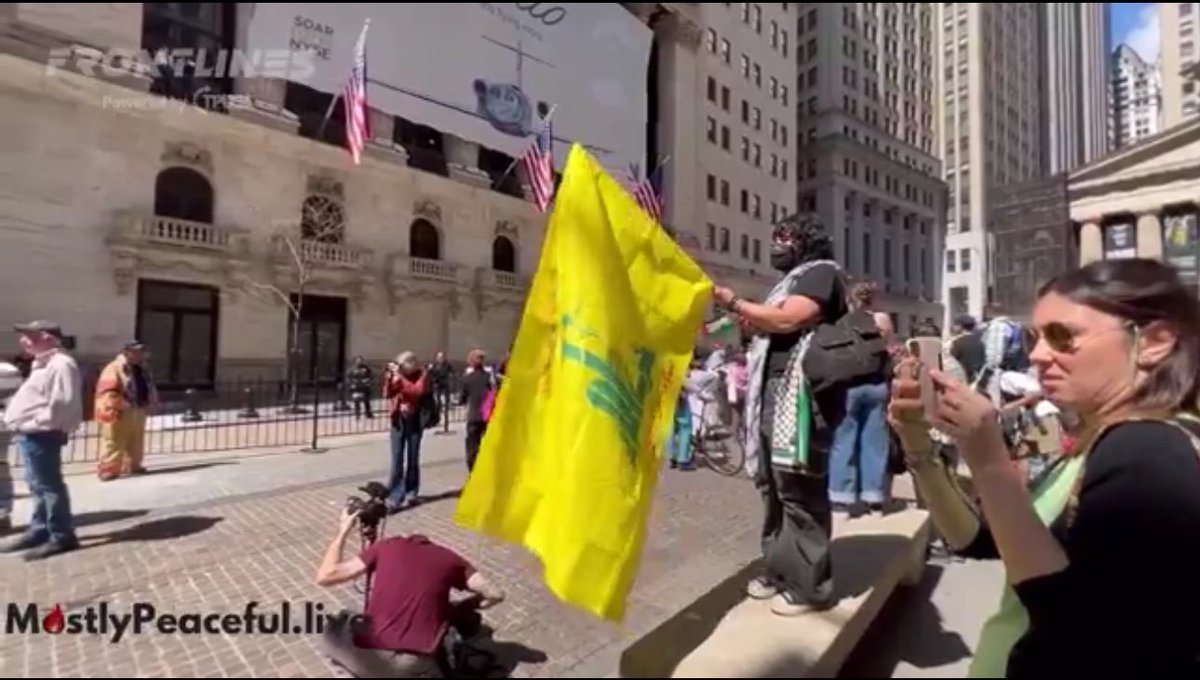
[494,219,520,239]
[306,175,345,200]
[413,199,443,225]
[161,141,214,174]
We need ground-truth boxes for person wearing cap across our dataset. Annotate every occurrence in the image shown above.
[1,320,82,560]
[94,341,158,480]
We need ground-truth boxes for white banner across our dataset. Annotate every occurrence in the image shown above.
[247,3,652,173]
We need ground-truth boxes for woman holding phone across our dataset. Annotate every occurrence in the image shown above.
[890,258,1200,676]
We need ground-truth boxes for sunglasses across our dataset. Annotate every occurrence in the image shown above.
[1026,321,1137,354]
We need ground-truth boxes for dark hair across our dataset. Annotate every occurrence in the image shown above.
[774,212,834,262]
[1038,258,1200,414]
[849,281,877,309]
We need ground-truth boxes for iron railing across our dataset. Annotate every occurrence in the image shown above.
[8,378,466,466]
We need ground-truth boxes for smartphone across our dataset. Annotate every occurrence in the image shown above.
[906,337,944,422]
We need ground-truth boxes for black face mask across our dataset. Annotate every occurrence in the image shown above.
[770,245,799,272]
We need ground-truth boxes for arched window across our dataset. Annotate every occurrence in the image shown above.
[492,236,516,272]
[410,219,441,260]
[300,195,345,243]
[154,167,214,223]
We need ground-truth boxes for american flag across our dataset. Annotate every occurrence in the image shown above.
[343,20,371,165]
[521,114,555,213]
[628,163,665,223]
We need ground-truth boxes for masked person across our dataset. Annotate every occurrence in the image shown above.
[711,213,849,616]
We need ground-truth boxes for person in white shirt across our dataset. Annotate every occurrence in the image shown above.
[1,320,83,560]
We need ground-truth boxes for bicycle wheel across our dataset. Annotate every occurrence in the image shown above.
[699,423,746,477]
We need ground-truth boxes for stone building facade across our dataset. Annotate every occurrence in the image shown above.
[0,4,541,387]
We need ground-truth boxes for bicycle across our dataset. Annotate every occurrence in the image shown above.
[689,374,747,477]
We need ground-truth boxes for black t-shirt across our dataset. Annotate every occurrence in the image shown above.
[960,420,1200,676]
[459,369,494,424]
[765,262,847,377]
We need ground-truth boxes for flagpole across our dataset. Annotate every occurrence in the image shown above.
[493,104,558,189]
[316,18,371,142]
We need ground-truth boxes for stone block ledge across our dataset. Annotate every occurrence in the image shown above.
[619,506,931,678]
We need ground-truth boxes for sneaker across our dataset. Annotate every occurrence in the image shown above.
[23,537,79,562]
[770,591,822,617]
[745,576,779,600]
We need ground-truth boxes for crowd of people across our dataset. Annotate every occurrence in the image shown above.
[703,211,1200,674]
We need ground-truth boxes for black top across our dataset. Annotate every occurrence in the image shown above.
[960,420,1200,676]
[129,365,151,407]
[459,369,495,423]
[348,364,374,392]
[765,263,847,377]
[949,331,986,384]
[428,361,452,390]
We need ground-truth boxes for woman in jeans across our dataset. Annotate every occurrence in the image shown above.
[383,351,428,511]
[828,282,894,513]
[890,258,1200,676]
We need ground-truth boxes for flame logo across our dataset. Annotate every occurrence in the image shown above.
[42,604,65,634]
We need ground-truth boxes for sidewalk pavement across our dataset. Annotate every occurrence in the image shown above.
[0,431,766,678]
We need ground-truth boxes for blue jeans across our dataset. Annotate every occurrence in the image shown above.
[387,418,423,504]
[669,403,693,466]
[828,382,890,505]
[18,432,75,543]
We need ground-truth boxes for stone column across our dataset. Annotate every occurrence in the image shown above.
[1078,222,1103,265]
[1137,213,1163,260]
[443,134,491,188]
[653,10,703,246]
[364,108,409,164]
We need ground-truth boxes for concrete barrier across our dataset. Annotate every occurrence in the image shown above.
[620,506,931,678]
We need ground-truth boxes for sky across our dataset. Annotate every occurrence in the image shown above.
[1111,2,1160,62]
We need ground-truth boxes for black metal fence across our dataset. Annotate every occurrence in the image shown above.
[12,378,466,466]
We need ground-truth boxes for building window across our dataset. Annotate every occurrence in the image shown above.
[706,173,717,200]
[960,248,971,271]
[741,136,750,161]
[721,180,730,205]
[409,219,441,259]
[753,238,762,263]
[720,227,731,252]
[884,238,893,277]
[781,124,788,146]
[741,189,749,213]
[769,76,778,99]
[781,30,789,57]
[135,280,219,388]
[491,236,516,272]
[753,194,762,219]
[706,223,717,249]
[903,243,911,281]
[740,233,750,258]
[707,116,717,143]
[780,85,788,106]
[770,153,779,176]
[920,247,927,284]
[707,77,717,102]
[770,20,778,47]
[301,194,346,244]
[753,63,762,87]
[753,107,762,130]
[721,125,731,150]
[863,233,872,273]
[753,143,762,167]
[742,2,751,22]
[721,38,731,63]
[781,160,787,180]
[142,3,234,103]
[721,85,731,111]
[706,28,717,52]
[742,54,750,78]
[154,167,214,223]
[753,4,762,32]
[947,249,956,272]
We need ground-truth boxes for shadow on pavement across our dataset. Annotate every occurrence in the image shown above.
[74,509,150,529]
[838,564,971,677]
[136,461,234,476]
[466,625,549,678]
[80,515,224,550]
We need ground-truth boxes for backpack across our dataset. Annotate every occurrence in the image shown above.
[803,303,890,394]
[994,319,1029,371]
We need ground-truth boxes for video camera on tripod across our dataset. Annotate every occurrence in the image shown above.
[345,481,390,545]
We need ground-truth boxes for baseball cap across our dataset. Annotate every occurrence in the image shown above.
[13,320,64,338]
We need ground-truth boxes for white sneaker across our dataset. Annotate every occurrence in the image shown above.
[745,576,779,600]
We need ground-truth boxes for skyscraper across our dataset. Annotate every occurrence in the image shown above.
[1111,43,1164,148]
[793,3,946,333]
[1161,2,1200,127]
[938,3,1043,322]
[1041,3,1112,173]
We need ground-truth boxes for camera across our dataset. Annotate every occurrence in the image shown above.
[345,481,390,544]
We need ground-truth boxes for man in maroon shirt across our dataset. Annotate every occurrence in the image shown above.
[315,507,505,677]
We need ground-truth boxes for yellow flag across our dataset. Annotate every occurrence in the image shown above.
[454,144,712,621]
